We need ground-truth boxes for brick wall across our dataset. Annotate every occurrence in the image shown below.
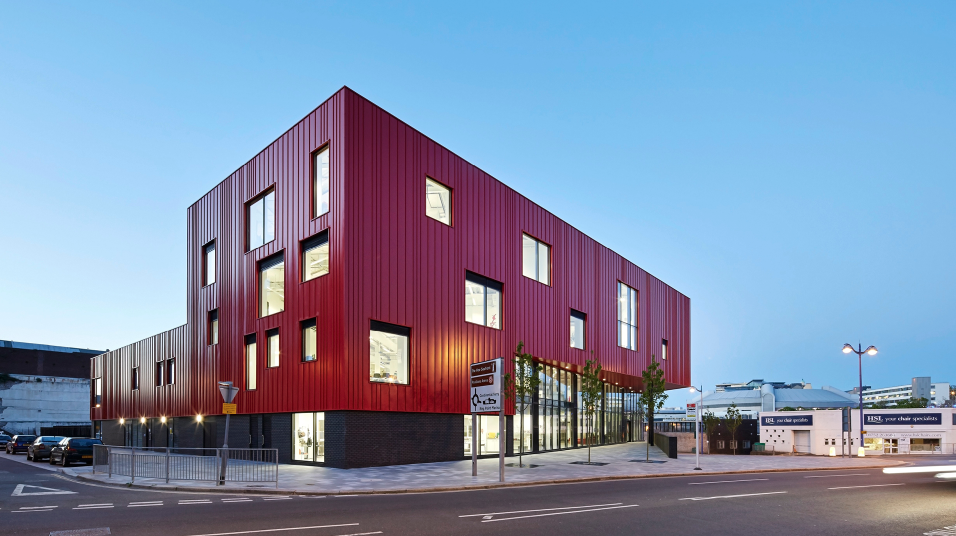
[323,411,463,469]
[100,420,124,446]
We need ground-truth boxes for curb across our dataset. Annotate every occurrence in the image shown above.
[74,460,905,496]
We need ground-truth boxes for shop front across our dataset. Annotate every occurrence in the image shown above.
[292,412,326,463]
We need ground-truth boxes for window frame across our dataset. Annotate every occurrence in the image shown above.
[368,320,411,385]
[266,328,280,368]
[570,309,586,350]
[617,281,638,351]
[258,253,285,318]
[208,309,219,346]
[301,230,330,282]
[246,187,276,252]
[425,176,452,226]
[521,233,551,285]
[301,318,317,362]
[166,358,176,385]
[245,334,257,390]
[312,143,331,220]
[661,339,668,361]
[155,361,164,387]
[464,271,503,330]
[203,240,216,286]
[131,367,139,391]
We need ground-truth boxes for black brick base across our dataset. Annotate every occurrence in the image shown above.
[324,411,463,469]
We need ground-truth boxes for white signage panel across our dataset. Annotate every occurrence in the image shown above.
[470,358,502,413]
[686,403,697,420]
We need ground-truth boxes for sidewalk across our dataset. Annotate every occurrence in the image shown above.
[68,442,904,495]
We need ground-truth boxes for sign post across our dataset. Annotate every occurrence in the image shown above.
[470,358,503,482]
[217,381,239,486]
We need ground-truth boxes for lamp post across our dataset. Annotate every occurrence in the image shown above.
[842,343,878,448]
[689,385,703,470]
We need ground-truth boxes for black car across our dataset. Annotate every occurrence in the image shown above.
[49,438,102,466]
[5,435,37,454]
[27,436,65,462]
[0,434,11,447]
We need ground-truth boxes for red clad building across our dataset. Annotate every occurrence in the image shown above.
[91,87,691,468]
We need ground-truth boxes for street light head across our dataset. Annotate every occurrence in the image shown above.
[689,386,697,393]
[865,346,878,356]
[842,344,854,354]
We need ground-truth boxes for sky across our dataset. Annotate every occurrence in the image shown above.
[1,2,953,401]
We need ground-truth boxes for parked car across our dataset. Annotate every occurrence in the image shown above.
[5,435,37,454]
[49,438,102,466]
[27,436,65,462]
[0,434,11,447]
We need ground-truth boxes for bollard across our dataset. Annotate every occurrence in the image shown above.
[165,446,170,484]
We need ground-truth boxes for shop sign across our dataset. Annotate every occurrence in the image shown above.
[863,413,941,426]
[470,358,502,413]
[761,415,813,426]
[864,432,944,438]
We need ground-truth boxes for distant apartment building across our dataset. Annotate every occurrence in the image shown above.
[855,377,953,407]
[0,340,102,436]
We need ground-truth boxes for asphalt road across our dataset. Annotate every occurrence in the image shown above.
[1,455,955,535]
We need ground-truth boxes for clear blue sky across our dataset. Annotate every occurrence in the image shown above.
[1,2,953,397]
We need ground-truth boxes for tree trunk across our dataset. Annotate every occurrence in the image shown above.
[647,404,655,447]
[519,403,524,468]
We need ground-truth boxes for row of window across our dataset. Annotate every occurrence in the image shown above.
[129,359,176,390]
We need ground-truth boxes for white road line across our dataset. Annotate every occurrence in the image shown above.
[263,497,293,501]
[128,502,164,507]
[680,491,788,501]
[332,533,382,536]
[460,503,623,517]
[482,504,639,523]
[828,483,905,490]
[129,501,163,505]
[689,479,769,485]
[804,473,870,478]
[179,500,213,504]
[184,523,360,536]
[12,509,55,513]
[74,505,114,510]
[222,498,254,502]
[77,504,113,507]
[19,506,58,510]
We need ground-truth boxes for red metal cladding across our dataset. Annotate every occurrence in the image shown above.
[91,87,690,422]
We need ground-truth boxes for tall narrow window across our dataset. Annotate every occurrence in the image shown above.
[209,309,219,345]
[302,231,330,282]
[155,361,164,386]
[203,241,216,285]
[570,309,586,350]
[425,177,451,225]
[166,358,176,385]
[661,339,668,361]
[248,189,276,251]
[464,272,502,329]
[259,254,285,317]
[314,146,330,217]
[93,378,102,406]
[131,368,139,390]
[301,319,317,362]
[266,328,280,368]
[617,282,638,351]
[522,234,550,285]
[245,334,257,390]
[369,321,410,385]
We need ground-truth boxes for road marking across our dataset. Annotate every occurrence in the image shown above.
[179,499,213,504]
[689,479,769,485]
[461,503,623,517]
[263,496,293,501]
[804,473,870,478]
[184,523,360,536]
[74,504,114,510]
[828,483,904,490]
[128,501,163,507]
[19,506,59,510]
[11,484,76,496]
[13,506,57,512]
[680,491,788,501]
[925,523,956,535]
[222,498,254,503]
[481,504,639,523]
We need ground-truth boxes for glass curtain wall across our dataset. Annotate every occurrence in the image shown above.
[464,415,502,456]
[292,412,325,463]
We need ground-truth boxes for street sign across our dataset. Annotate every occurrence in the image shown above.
[470,359,502,413]
[686,403,697,420]
[222,403,237,415]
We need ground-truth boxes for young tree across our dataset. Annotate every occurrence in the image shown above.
[579,352,604,464]
[701,411,720,454]
[502,341,541,468]
[725,402,743,455]
[639,355,668,461]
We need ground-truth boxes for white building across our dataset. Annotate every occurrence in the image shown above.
[693,384,858,419]
[856,377,952,407]
[759,408,956,455]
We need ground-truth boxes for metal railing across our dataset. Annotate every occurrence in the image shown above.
[93,446,278,487]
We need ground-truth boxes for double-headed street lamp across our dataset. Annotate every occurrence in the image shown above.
[842,343,877,449]
[688,385,703,470]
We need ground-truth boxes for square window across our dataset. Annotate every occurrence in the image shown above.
[209,309,219,345]
[302,231,330,282]
[245,334,257,390]
[369,320,410,385]
[314,146,330,217]
[247,189,276,251]
[465,272,502,329]
[266,329,279,368]
[522,234,550,285]
[617,282,638,350]
[301,319,317,362]
[203,241,216,285]
[570,309,586,349]
[259,254,285,317]
[425,177,451,225]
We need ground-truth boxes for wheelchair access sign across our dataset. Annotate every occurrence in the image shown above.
[470,358,502,413]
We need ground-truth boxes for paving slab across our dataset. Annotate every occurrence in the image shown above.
[68,442,906,495]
